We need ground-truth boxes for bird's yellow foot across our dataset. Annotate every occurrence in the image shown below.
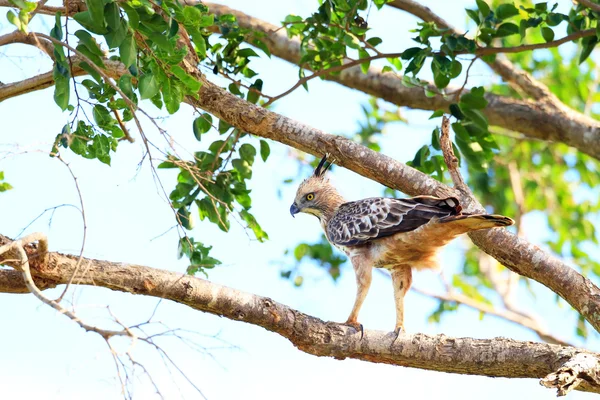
[344,320,364,339]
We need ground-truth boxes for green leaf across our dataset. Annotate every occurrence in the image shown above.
[75,30,103,56]
[104,19,128,48]
[429,110,444,119]
[366,37,383,47]
[494,22,519,38]
[466,8,480,25]
[119,34,136,67]
[387,57,402,70]
[449,103,465,119]
[476,0,490,17]
[495,3,519,20]
[161,79,184,114]
[240,210,268,242]
[170,65,202,94]
[462,108,488,130]
[252,38,271,57]
[93,104,112,126]
[431,127,441,151]
[79,61,102,84]
[247,79,263,104]
[104,2,120,31]
[52,63,70,111]
[259,140,270,162]
[85,0,105,28]
[401,47,422,60]
[449,60,462,78]
[50,13,63,40]
[218,119,232,134]
[541,27,555,42]
[358,48,371,74]
[434,72,450,89]
[177,207,194,230]
[460,88,488,109]
[76,43,106,68]
[193,113,212,140]
[239,143,256,165]
[580,37,598,64]
[73,11,107,34]
[118,74,135,102]
[7,9,23,31]
[139,73,160,100]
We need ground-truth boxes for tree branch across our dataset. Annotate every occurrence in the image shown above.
[203,3,600,161]
[0,234,596,395]
[0,58,126,102]
[0,30,54,58]
[575,0,600,13]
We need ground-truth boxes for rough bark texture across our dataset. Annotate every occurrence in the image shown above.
[0,235,598,395]
[203,3,600,161]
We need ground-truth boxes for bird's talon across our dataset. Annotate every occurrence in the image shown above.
[344,321,364,339]
[390,326,405,343]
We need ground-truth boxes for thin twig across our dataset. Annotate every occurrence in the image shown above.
[439,116,467,192]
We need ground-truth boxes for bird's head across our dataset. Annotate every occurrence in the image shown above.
[290,155,345,221]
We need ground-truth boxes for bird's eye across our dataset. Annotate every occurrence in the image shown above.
[306,193,315,201]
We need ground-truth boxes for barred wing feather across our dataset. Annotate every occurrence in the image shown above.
[326,195,461,246]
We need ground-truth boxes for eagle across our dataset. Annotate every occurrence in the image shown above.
[290,155,514,334]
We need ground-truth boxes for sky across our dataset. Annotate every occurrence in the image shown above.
[0,0,598,399]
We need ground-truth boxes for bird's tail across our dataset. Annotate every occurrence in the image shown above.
[440,213,514,232]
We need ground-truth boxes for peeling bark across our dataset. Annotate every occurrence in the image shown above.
[0,236,598,396]
[541,353,600,396]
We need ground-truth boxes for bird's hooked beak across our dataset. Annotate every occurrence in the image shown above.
[290,203,300,218]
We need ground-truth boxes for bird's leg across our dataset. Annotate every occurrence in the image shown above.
[345,257,372,338]
[390,266,413,336]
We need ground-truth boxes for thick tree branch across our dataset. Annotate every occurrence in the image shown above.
[0,234,597,395]
[204,3,600,161]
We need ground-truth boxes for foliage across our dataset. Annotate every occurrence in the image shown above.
[0,172,12,193]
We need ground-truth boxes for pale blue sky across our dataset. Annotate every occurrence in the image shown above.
[0,1,597,399]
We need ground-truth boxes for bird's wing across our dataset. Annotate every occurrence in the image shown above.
[326,195,461,246]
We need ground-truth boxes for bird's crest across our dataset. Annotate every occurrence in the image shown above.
[313,154,334,177]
